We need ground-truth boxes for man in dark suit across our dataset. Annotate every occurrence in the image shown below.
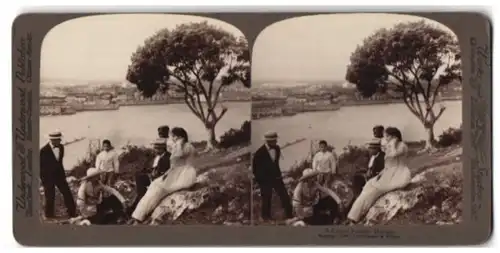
[128,138,171,214]
[345,139,385,216]
[39,131,76,218]
[252,131,293,221]
[365,139,385,180]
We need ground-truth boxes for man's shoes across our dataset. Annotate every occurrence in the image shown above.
[44,214,55,219]
[260,217,273,223]
[285,217,300,225]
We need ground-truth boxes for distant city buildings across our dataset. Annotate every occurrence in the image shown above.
[40,82,250,116]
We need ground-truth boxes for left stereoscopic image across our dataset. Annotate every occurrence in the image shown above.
[39,14,251,225]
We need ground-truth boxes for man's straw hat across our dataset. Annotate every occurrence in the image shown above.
[152,138,167,148]
[80,167,103,181]
[367,138,382,148]
[48,131,63,140]
[263,131,278,141]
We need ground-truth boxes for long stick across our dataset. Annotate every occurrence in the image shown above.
[62,137,86,147]
[280,138,307,150]
[250,171,254,225]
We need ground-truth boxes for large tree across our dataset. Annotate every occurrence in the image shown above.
[126,21,250,150]
[346,20,462,149]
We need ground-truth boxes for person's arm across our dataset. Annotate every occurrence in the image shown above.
[183,143,196,159]
[101,184,127,206]
[292,181,304,208]
[311,152,319,171]
[76,183,87,211]
[386,142,408,158]
[251,151,259,178]
[166,139,173,153]
[329,152,337,174]
[169,141,184,159]
[113,151,120,173]
[315,182,343,211]
[94,152,102,170]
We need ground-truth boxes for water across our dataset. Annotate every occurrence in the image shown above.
[252,101,462,171]
[40,102,251,169]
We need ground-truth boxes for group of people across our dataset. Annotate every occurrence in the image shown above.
[40,126,199,225]
[252,125,412,225]
[40,123,411,226]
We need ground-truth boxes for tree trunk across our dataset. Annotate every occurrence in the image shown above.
[424,125,437,150]
[205,125,217,151]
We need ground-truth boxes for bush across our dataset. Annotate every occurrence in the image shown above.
[337,145,370,175]
[192,141,208,150]
[437,125,462,148]
[68,151,99,178]
[218,121,251,149]
[118,145,156,175]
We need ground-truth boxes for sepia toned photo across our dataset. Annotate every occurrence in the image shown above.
[251,14,463,226]
[39,14,252,226]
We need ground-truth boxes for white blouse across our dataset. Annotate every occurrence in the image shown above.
[95,150,120,173]
[312,151,337,174]
[170,140,196,168]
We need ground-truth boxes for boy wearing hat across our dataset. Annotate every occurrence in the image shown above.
[129,138,171,213]
[252,131,293,221]
[39,131,76,218]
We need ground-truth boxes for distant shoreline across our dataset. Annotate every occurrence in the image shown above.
[40,100,251,117]
[252,97,462,120]
[340,96,462,107]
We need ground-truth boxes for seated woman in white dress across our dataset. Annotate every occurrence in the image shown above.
[130,127,198,225]
[347,127,412,223]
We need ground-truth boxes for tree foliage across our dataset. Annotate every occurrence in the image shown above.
[345,20,462,147]
[126,21,250,146]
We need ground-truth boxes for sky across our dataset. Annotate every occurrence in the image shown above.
[252,13,457,83]
[41,14,245,84]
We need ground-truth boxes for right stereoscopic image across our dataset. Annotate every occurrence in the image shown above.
[250,13,463,226]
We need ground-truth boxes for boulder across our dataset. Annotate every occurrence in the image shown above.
[364,183,426,224]
[150,170,221,221]
[151,184,220,220]
[363,163,463,225]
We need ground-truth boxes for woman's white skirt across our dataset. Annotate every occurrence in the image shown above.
[131,165,197,222]
[155,164,197,192]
